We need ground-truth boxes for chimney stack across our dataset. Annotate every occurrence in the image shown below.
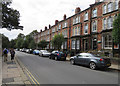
[63,14,66,20]
[45,26,47,30]
[55,20,59,25]
[40,29,42,32]
[49,24,51,29]
[75,7,81,14]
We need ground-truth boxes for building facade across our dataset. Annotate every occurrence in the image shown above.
[34,0,120,55]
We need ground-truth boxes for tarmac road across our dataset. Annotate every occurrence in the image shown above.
[16,51,119,84]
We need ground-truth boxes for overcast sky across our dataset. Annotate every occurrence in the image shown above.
[0,0,95,40]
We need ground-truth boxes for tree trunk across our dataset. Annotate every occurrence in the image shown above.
[118,43,120,58]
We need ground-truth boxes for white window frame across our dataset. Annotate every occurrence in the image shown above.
[103,18,107,30]
[115,0,118,10]
[107,2,113,13]
[103,35,112,49]
[103,5,107,14]
[76,40,80,49]
[92,20,97,32]
[92,8,97,17]
[72,40,75,49]
[84,12,88,21]
[107,16,113,29]
[84,24,88,34]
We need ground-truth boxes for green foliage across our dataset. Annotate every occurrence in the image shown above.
[2,1,23,30]
[112,13,120,44]
[29,40,36,49]
[2,34,10,48]
[9,39,17,48]
[16,38,24,48]
[38,40,48,49]
[52,34,64,50]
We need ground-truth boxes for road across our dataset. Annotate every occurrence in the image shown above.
[16,51,118,84]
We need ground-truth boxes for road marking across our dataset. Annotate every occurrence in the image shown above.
[16,56,40,85]
[25,68,40,84]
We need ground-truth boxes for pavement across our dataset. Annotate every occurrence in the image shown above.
[1,53,120,85]
[2,53,31,86]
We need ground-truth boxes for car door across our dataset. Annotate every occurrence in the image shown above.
[75,55,84,65]
[82,55,91,65]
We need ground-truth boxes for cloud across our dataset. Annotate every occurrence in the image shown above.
[1,0,95,40]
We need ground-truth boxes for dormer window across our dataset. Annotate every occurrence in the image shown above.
[84,12,88,21]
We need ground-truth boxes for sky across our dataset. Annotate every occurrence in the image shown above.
[0,0,95,40]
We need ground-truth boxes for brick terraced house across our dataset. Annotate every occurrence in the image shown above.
[34,0,120,55]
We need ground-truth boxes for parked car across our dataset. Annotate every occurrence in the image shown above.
[49,51,66,61]
[70,53,111,70]
[33,50,40,55]
[25,49,30,53]
[39,50,51,57]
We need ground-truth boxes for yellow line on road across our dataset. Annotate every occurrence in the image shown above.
[16,56,40,85]
[25,68,40,84]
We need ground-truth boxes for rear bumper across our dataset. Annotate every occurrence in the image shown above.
[97,63,111,68]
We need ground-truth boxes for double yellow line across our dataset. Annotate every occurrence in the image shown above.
[16,56,40,85]
[25,67,40,85]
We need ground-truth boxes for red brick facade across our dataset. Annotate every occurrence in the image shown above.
[34,1,120,54]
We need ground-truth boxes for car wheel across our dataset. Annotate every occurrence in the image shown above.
[55,56,58,61]
[89,62,96,70]
[42,54,43,57]
[70,59,75,65]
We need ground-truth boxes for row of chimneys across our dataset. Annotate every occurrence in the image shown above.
[40,0,120,32]
[40,7,81,32]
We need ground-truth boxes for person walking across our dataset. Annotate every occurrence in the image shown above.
[10,49,15,61]
[3,48,9,62]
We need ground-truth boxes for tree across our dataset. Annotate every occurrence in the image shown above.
[38,40,48,49]
[52,34,64,50]
[112,13,120,57]
[9,39,17,48]
[29,40,36,49]
[16,38,24,49]
[2,34,10,49]
[2,1,23,30]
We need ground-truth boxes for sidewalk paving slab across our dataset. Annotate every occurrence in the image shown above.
[2,53,31,86]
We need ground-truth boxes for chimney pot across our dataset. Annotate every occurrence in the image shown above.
[40,29,42,32]
[49,24,51,29]
[75,7,81,14]
[63,14,66,20]
[55,20,59,25]
[45,26,47,30]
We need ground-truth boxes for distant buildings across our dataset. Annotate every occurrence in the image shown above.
[34,0,120,55]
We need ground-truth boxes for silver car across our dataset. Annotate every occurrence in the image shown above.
[70,53,111,70]
[39,50,51,57]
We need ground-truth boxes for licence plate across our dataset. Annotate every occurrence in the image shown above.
[107,64,110,66]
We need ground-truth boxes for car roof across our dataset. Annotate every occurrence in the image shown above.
[79,53,93,55]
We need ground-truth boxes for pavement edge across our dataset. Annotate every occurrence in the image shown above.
[15,56,32,85]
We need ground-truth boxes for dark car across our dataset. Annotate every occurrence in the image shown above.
[70,53,111,70]
[49,51,66,61]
